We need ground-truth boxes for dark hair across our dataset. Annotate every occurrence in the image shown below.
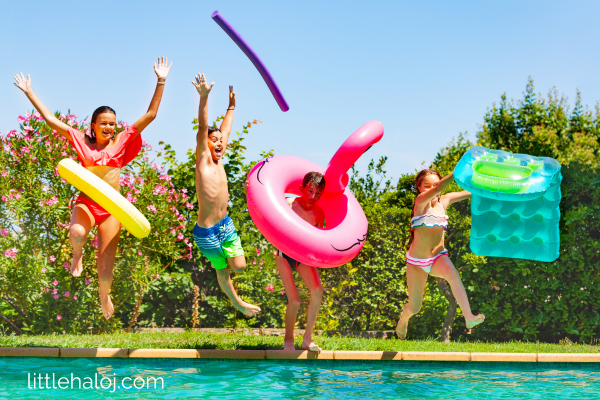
[208,126,221,136]
[302,171,326,191]
[407,169,443,249]
[89,106,116,144]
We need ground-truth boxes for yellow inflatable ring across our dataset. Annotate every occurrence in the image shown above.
[57,158,151,238]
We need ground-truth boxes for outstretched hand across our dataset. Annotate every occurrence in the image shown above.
[13,72,32,94]
[192,73,214,97]
[229,85,236,109]
[154,56,172,81]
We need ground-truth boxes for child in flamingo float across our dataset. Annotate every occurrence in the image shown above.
[397,169,485,338]
[276,172,326,353]
[13,57,172,318]
[191,73,260,317]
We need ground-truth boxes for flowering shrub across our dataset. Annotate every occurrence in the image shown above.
[0,112,189,333]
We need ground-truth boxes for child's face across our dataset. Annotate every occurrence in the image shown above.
[419,174,440,193]
[208,131,224,161]
[91,112,116,142]
[299,182,324,205]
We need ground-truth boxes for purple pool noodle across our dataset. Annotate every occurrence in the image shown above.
[211,10,289,112]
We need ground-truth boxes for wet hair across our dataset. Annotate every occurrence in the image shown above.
[302,171,326,191]
[89,106,116,144]
[407,169,443,249]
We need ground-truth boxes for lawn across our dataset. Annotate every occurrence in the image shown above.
[0,331,599,353]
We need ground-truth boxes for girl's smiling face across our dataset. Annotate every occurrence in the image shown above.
[418,174,440,194]
[91,112,116,142]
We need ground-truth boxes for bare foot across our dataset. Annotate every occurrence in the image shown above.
[466,314,485,329]
[233,300,261,317]
[283,339,295,351]
[100,293,114,319]
[70,253,83,277]
[302,339,321,353]
[396,312,409,339]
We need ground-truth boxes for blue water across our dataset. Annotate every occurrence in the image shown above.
[1,357,599,399]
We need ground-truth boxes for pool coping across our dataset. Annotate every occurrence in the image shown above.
[1,348,600,362]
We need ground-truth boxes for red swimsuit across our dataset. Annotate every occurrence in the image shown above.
[68,125,142,224]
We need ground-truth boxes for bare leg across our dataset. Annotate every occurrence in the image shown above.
[296,263,323,353]
[69,204,94,277]
[96,215,120,319]
[214,256,260,317]
[276,256,301,351]
[396,264,428,339]
[430,256,485,329]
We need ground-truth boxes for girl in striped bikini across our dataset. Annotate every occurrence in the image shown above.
[396,169,485,339]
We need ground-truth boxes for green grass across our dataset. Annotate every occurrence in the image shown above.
[0,331,599,353]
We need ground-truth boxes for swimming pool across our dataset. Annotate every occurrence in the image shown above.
[1,357,599,399]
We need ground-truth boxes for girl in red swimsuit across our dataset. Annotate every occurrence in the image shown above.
[13,57,172,319]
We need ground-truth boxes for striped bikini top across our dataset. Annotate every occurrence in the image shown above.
[411,202,449,230]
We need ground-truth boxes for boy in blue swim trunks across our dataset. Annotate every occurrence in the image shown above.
[276,172,326,353]
[190,73,260,317]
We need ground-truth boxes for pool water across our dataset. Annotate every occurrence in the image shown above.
[1,357,599,399]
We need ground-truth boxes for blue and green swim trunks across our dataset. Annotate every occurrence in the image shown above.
[192,215,245,270]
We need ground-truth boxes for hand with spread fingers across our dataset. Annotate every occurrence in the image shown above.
[192,73,214,97]
[13,72,33,95]
[154,56,172,82]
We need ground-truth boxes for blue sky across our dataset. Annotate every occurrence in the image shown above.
[2,0,600,182]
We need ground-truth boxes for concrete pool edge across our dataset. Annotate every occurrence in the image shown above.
[2,348,600,362]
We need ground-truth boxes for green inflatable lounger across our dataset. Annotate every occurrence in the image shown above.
[453,147,562,262]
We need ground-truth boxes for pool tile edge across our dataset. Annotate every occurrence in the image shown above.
[0,347,59,357]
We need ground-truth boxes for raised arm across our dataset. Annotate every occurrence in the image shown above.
[13,73,72,140]
[192,73,214,162]
[133,56,172,134]
[415,172,456,207]
[219,85,236,145]
[442,190,471,207]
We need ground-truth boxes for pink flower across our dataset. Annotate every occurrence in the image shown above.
[159,174,171,181]
[272,250,278,256]
[265,284,274,293]
[177,232,184,241]
[41,267,47,273]
[14,193,21,200]
[3,248,18,258]
[53,294,59,300]
[51,279,58,286]
[1,196,7,202]
[280,290,285,295]
[260,259,264,265]
[49,255,56,262]
[255,248,260,256]
[185,202,194,209]
[138,251,142,256]
[73,295,78,300]
[1,171,7,177]
[0,228,8,236]
[90,237,98,249]
[85,279,91,285]
[63,262,69,271]
[56,314,62,320]
[46,196,58,206]
[136,177,145,185]
[155,274,160,279]
[153,184,167,195]
[53,289,58,294]
[38,200,45,207]
[147,205,157,213]
[64,292,70,297]
[42,185,50,191]
[57,222,69,229]
[168,277,172,282]
[252,260,256,265]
